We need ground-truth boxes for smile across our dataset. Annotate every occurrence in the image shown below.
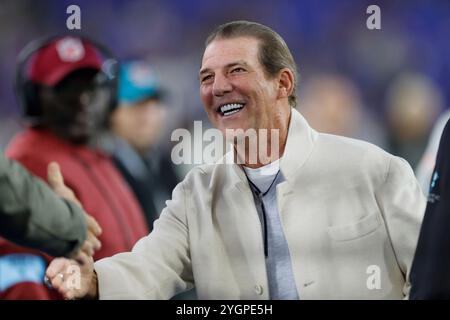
[218,103,245,117]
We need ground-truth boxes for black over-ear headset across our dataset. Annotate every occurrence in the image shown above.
[15,33,119,125]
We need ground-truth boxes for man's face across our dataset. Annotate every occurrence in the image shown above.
[40,69,111,144]
[111,98,167,154]
[199,37,281,136]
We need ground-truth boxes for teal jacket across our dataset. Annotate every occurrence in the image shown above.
[0,152,86,257]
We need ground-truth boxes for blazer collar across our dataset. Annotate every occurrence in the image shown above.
[279,108,318,181]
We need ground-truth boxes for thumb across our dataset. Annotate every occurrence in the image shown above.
[47,162,65,190]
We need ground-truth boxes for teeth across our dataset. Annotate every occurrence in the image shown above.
[224,109,240,116]
[220,103,244,116]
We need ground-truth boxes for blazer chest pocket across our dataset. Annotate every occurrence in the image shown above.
[327,212,382,242]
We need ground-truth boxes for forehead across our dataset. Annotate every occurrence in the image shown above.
[201,37,261,70]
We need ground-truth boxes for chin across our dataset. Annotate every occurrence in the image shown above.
[220,126,251,143]
[67,128,97,145]
[65,134,90,145]
[222,122,251,133]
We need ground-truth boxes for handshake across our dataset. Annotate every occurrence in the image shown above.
[45,162,101,299]
[47,162,102,260]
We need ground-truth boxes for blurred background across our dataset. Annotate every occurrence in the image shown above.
[0,0,449,174]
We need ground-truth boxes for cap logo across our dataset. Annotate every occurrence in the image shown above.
[56,37,85,62]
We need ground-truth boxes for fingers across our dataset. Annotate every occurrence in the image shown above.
[81,240,94,257]
[89,232,102,252]
[50,271,64,291]
[46,257,69,279]
[46,258,71,297]
[84,215,102,254]
[47,161,83,208]
[67,214,102,259]
[85,214,102,236]
[73,251,91,266]
[45,257,91,300]
[75,229,101,258]
[47,162,64,190]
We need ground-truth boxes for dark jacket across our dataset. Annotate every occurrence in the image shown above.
[110,137,179,229]
[410,118,450,299]
[0,152,86,257]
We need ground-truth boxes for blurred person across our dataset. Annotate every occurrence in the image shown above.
[385,73,444,168]
[410,118,450,299]
[47,21,424,300]
[106,61,180,228]
[299,73,386,147]
[107,60,195,300]
[415,110,450,195]
[0,155,101,258]
[2,35,148,299]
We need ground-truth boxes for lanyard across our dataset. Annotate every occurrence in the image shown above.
[244,169,281,257]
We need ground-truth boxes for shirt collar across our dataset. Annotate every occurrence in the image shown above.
[228,108,318,187]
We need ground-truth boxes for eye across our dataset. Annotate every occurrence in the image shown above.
[231,67,245,73]
[200,74,213,84]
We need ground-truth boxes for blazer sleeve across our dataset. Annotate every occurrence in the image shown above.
[0,153,87,257]
[374,155,426,298]
[94,179,193,299]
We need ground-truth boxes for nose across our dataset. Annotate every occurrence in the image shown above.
[212,73,232,96]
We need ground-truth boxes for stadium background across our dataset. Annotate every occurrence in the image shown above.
[0,0,449,172]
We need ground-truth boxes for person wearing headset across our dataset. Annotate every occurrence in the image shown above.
[2,35,148,299]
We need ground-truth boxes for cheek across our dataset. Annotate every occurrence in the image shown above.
[200,86,213,110]
[144,113,160,128]
[113,110,134,131]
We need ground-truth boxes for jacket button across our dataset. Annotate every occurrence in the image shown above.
[254,285,264,295]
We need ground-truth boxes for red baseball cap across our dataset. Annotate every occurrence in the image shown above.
[28,36,102,86]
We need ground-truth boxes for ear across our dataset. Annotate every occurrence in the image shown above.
[277,68,294,101]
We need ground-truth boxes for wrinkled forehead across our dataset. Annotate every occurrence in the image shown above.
[201,37,261,70]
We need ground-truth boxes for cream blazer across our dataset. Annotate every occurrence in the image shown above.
[95,109,425,299]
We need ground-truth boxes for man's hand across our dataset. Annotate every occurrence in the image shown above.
[78,214,102,257]
[45,254,98,300]
[47,162,82,207]
[47,162,102,257]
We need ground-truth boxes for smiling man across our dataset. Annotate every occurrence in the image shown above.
[199,34,291,168]
[46,21,425,300]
